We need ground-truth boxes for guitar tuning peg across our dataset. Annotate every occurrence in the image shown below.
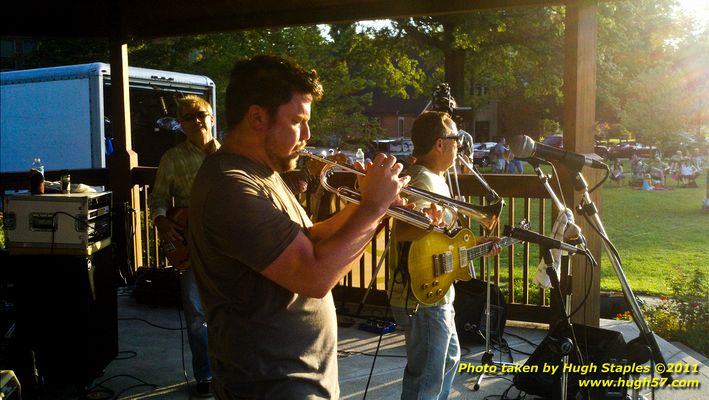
[518,218,530,230]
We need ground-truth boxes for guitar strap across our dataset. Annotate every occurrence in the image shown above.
[394,241,412,284]
[394,241,420,316]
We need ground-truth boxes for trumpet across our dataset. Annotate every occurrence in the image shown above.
[298,150,503,235]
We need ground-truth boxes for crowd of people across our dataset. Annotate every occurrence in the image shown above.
[618,150,703,190]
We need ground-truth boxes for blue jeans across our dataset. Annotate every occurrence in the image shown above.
[180,269,212,382]
[392,304,460,400]
[507,159,523,173]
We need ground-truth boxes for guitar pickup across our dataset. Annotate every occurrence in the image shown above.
[432,252,453,276]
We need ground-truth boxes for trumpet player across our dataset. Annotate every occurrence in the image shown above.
[389,111,501,400]
[188,55,408,399]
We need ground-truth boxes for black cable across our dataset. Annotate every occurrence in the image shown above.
[504,345,533,356]
[588,163,610,193]
[362,261,400,400]
[51,211,100,233]
[114,350,138,360]
[90,373,153,388]
[567,249,595,319]
[547,163,567,207]
[117,317,185,331]
[338,350,406,359]
[111,382,159,399]
[123,204,136,284]
[504,332,538,348]
[86,373,158,400]
[84,386,114,400]
[177,305,194,397]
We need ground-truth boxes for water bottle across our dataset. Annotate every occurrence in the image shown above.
[355,148,365,165]
[30,157,45,194]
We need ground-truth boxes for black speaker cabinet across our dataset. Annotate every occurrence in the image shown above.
[3,247,117,388]
[453,279,507,344]
[513,323,629,399]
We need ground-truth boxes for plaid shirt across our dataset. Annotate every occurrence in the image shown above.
[149,139,220,221]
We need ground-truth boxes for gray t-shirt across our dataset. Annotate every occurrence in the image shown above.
[189,153,338,399]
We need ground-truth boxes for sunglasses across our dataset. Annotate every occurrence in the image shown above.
[439,134,464,146]
[180,111,211,122]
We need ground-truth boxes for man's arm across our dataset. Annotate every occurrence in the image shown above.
[149,154,184,242]
[262,154,405,298]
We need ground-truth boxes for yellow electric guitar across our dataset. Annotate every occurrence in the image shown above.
[407,229,521,305]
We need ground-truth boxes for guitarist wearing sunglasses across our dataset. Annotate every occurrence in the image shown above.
[149,95,220,397]
[388,111,501,400]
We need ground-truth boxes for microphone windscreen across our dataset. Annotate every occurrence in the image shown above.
[510,135,535,158]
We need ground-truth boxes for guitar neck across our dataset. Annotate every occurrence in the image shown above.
[467,236,518,259]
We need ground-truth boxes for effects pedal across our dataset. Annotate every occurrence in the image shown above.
[358,318,396,334]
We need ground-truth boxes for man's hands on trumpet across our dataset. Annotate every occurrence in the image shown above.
[354,153,411,215]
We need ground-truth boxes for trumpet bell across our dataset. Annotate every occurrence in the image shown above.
[462,199,503,231]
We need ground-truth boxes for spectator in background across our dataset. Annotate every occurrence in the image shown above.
[692,148,704,169]
[680,158,699,188]
[610,159,624,186]
[649,155,669,187]
[641,173,654,191]
[507,155,523,174]
[631,158,646,186]
[491,138,508,173]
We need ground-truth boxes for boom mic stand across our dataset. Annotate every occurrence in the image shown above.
[510,158,585,399]
[570,171,672,385]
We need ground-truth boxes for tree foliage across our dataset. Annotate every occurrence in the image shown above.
[6,0,706,148]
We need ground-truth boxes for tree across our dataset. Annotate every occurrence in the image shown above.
[619,64,687,150]
[595,0,688,125]
[674,28,709,138]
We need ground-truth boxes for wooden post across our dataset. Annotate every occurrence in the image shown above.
[560,0,601,326]
[108,10,142,277]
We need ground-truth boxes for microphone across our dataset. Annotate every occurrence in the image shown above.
[509,135,607,171]
[503,225,582,254]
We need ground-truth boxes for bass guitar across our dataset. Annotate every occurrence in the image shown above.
[163,207,191,270]
[407,229,520,305]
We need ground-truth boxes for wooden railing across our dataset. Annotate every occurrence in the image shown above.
[2,168,557,323]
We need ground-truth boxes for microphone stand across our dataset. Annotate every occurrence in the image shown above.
[525,158,582,399]
[571,171,672,385]
[471,253,517,391]
[456,154,501,204]
[455,153,516,392]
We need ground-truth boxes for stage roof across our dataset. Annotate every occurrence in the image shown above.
[2,0,566,39]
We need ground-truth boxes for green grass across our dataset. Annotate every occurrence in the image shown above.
[473,162,708,299]
[599,169,708,296]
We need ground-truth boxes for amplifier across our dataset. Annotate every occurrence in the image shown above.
[3,192,112,255]
[0,370,21,400]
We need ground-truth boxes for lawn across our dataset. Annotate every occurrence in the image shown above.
[473,161,707,299]
[598,168,708,296]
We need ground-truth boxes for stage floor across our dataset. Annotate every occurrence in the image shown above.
[24,287,709,399]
